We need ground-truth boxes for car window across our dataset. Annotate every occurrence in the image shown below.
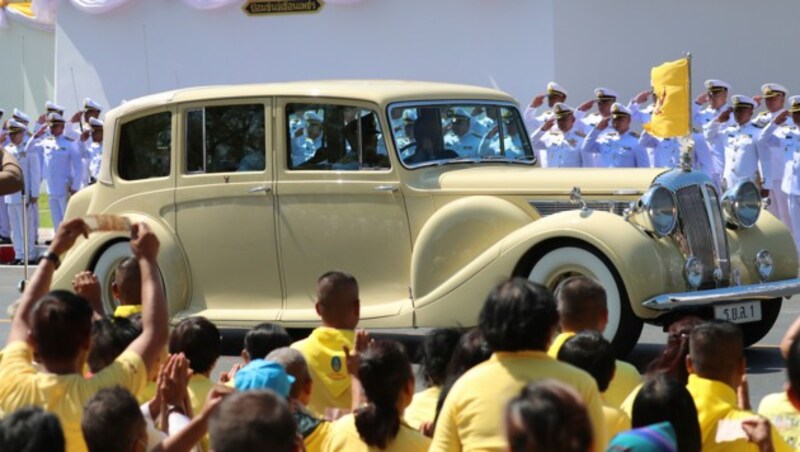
[118,112,172,181]
[185,104,266,174]
[286,104,390,171]
[388,103,534,168]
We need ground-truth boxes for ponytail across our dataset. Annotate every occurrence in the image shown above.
[354,402,401,449]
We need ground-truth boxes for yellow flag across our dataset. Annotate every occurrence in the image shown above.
[643,58,691,138]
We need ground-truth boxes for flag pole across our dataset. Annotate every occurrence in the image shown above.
[681,51,693,172]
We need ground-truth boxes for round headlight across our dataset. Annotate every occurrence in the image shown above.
[756,249,773,281]
[721,181,761,229]
[685,256,703,288]
[636,186,677,237]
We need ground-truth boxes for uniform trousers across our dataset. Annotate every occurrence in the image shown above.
[49,195,68,231]
[788,194,800,260]
[9,203,37,259]
[0,198,11,237]
[770,183,791,227]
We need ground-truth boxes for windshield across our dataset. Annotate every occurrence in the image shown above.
[388,103,535,168]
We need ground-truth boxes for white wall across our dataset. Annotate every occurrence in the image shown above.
[551,0,799,107]
[0,20,55,118]
[55,0,554,111]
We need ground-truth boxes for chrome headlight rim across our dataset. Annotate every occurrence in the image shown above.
[634,185,678,237]
[755,249,773,282]
[685,256,703,289]
[721,181,761,229]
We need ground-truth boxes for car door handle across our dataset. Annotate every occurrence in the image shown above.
[248,186,272,193]
[373,185,398,192]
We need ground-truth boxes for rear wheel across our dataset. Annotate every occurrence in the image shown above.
[91,241,133,315]
[526,245,642,357]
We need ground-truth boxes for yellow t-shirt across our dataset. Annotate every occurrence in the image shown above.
[603,401,631,444]
[549,332,641,408]
[0,341,147,452]
[323,413,431,452]
[113,304,142,318]
[687,374,792,452]
[136,381,157,405]
[188,374,214,452]
[619,382,643,418]
[295,407,332,452]
[430,351,605,452]
[293,327,355,417]
[404,386,441,430]
[758,391,800,449]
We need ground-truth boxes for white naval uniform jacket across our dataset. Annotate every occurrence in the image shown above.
[530,126,584,168]
[758,121,800,196]
[705,120,764,190]
[35,134,82,197]
[581,127,649,168]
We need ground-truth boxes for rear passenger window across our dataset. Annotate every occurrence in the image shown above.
[185,104,265,174]
[118,112,172,181]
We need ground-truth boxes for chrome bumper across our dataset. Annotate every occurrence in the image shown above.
[643,278,800,311]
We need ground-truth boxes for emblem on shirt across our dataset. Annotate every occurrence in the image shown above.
[331,355,342,373]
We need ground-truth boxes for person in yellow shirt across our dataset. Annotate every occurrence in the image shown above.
[557,331,631,444]
[111,257,143,318]
[0,219,168,452]
[630,373,701,452]
[686,321,792,452]
[505,380,595,452]
[209,391,299,451]
[404,328,462,430]
[293,271,360,418]
[268,347,332,452]
[758,334,800,448]
[220,322,293,388]
[168,316,220,417]
[323,339,431,451]
[547,276,641,408]
[430,278,605,451]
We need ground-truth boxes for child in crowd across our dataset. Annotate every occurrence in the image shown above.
[404,328,462,430]
[0,406,65,452]
[686,321,791,451]
[557,331,631,443]
[220,322,293,386]
[431,278,605,450]
[292,271,360,417]
[0,220,167,452]
[111,257,142,317]
[548,276,641,408]
[505,380,594,452]
[631,373,701,452]
[759,334,800,448]
[209,391,298,452]
[324,339,431,451]
[86,314,142,374]
[268,347,332,452]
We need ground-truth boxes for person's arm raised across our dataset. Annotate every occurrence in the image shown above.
[7,218,89,344]
[125,222,169,372]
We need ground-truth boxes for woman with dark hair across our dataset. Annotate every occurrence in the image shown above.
[405,328,462,430]
[323,339,430,451]
[620,315,704,416]
[505,380,594,452]
[631,373,702,452]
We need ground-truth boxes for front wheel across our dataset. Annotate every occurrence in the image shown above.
[740,298,783,347]
[526,245,642,357]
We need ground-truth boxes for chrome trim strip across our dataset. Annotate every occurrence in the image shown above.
[701,182,729,283]
[642,278,800,310]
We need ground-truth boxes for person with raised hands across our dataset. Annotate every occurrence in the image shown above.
[0,218,168,452]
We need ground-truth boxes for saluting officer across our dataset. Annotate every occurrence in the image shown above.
[34,113,82,230]
[444,108,483,158]
[580,87,619,130]
[705,95,765,191]
[80,118,104,184]
[753,83,792,226]
[3,120,40,265]
[581,103,648,168]
[529,103,584,168]
[523,82,568,132]
[758,96,800,252]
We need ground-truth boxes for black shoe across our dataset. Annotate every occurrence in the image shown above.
[0,236,11,245]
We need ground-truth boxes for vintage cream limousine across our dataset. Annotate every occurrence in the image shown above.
[51,81,800,354]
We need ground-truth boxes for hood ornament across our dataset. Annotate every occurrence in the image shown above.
[570,186,587,211]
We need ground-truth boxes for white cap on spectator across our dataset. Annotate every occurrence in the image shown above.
[45,101,65,113]
[6,119,26,133]
[704,79,731,92]
[47,112,66,124]
[731,95,756,108]
[89,117,104,128]
[83,97,102,111]
[788,96,800,113]
[304,111,322,123]
[546,82,568,98]
[595,87,619,101]
[610,102,632,117]
[12,109,31,124]
[553,103,574,119]
[761,83,788,98]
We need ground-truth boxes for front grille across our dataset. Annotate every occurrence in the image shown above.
[529,201,628,217]
[675,185,730,288]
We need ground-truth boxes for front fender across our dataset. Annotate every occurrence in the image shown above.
[50,212,192,316]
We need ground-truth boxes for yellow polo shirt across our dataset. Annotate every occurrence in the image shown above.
[293,327,355,417]
[619,382,642,418]
[295,407,332,452]
[404,386,441,430]
[549,331,642,408]
[0,341,147,452]
[430,350,605,452]
[603,401,631,443]
[323,413,431,451]
[687,374,792,452]
[758,391,800,448]
[187,373,214,452]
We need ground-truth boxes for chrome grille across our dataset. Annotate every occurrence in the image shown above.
[529,201,628,217]
[675,185,729,288]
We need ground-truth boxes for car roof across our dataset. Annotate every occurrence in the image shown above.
[110,80,518,116]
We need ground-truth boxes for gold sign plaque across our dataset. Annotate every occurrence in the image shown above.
[243,0,324,16]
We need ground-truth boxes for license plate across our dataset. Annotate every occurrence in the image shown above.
[714,301,762,324]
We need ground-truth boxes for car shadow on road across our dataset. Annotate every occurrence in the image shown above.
[745,346,786,375]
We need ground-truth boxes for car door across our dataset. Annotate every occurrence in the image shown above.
[276,98,413,323]
[174,99,282,320]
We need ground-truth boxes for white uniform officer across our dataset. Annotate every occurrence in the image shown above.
[523,82,568,132]
[758,96,800,253]
[705,95,765,191]
[444,108,483,158]
[638,131,682,168]
[691,80,734,189]
[291,111,323,167]
[34,113,82,230]
[582,103,648,168]
[580,88,618,130]
[479,110,527,159]
[753,83,792,227]
[79,118,104,184]
[529,103,584,168]
[3,120,40,264]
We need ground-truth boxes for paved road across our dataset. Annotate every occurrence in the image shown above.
[0,265,793,407]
